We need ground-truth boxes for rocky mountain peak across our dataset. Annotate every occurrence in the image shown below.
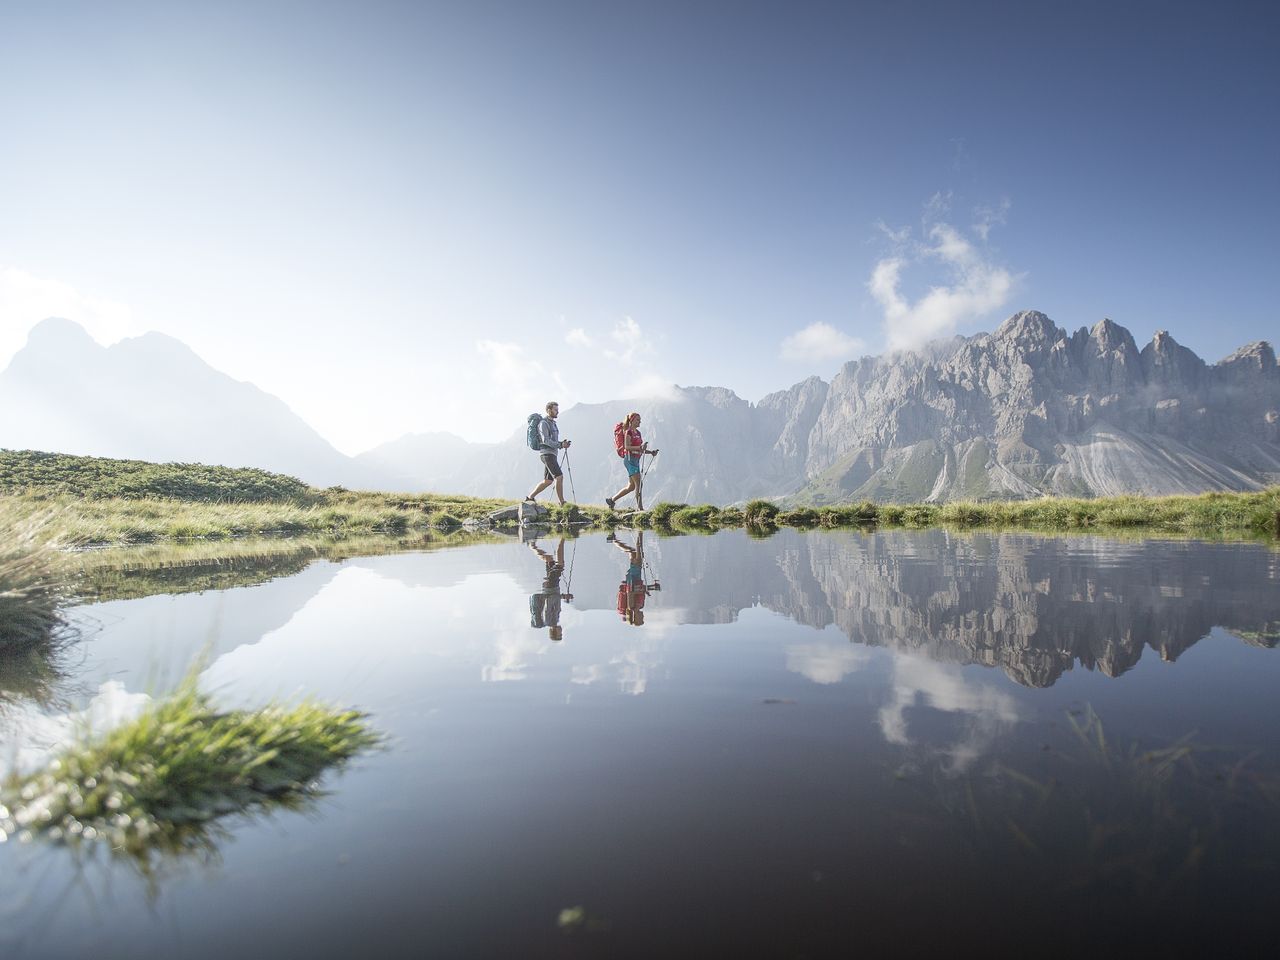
[1090,317,1137,351]
[1141,329,1205,390]
[1217,340,1277,372]
[679,385,748,411]
[995,309,1060,345]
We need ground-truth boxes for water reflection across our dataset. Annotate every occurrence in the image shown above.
[554,529,1280,687]
[526,538,573,642]
[608,531,660,626]
[1,528,1278,955]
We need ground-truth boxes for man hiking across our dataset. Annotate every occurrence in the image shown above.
[605,412,657,511]
[526,401,571,505]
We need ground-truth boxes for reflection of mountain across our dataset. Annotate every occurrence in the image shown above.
[565,529,1280,688]
[774,532,1280,687]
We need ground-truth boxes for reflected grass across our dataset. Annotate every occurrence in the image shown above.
[925,705,1280,901]
[70,529,505,603]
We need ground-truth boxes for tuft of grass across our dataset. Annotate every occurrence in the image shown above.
[0,503,68,651]
[646,502,687,526]
[778,507,820,527]
[671,504,722,528]
[0,679,382,860]
[743,499,780,526]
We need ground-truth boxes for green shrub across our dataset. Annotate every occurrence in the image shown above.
[672,504,721,527]
[647,502,687,525]
[743,499,780,525]
[779,507,820,526]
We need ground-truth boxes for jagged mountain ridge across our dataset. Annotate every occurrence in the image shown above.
[799,310,1280,502]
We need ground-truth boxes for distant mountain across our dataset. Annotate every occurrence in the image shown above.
[0,318,382,488]
[353,431,493,492]
[4,312,1277,502]
[421,378,830,504]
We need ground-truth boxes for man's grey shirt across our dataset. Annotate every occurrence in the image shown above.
[538,416,560,455]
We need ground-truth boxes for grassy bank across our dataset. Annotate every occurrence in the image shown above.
[631,488,1280,536]
[0,679,381,860]
[3,449,1278,546]
[1,449,516,544]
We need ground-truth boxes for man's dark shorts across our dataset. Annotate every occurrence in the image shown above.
[541,453,562,481]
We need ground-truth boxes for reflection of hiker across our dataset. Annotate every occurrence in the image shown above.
[605,412,658,511]
[528,537,573,641]
[526,401,571,506]
[609,530,658,626]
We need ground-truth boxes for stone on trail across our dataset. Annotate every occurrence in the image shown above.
[519,501,550,525]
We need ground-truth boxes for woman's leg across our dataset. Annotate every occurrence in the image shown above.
[611,475,638,503]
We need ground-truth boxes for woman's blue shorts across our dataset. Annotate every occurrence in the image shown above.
[624,455,641,477]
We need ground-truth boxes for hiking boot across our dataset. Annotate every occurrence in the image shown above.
[605,497,616,511]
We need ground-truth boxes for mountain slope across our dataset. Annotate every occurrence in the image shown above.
[0,318,380,488]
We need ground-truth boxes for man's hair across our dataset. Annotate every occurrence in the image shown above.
[545,401,559,413]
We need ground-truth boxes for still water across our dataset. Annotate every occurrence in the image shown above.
[2,528,1279,957]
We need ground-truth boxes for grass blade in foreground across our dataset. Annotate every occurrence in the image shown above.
[0,681,383,861]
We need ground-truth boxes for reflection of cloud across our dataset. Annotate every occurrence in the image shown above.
[0,681,151,778]
[878,655,1020,773]
[786,639,874,684]
[601,608,680,695]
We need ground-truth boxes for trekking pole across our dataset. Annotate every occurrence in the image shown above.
[565,535,578,600]
[563,446,578,506]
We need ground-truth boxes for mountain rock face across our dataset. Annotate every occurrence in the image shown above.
[0,318,383,488]
[797,311,1280,502]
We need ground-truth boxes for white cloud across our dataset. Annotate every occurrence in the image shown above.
[0,265,141,370]
[619,372,681,401]
[780,322,866,364]
[972,198,1011,242]
[922,190,952,222]
[476,339,570,429]
[565,327,592,347]
[868,209,1018,352]
[603,315,649,365]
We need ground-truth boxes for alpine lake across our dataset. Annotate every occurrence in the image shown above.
[2,525,1279,958]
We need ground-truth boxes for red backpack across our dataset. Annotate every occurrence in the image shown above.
[613,421,627,458]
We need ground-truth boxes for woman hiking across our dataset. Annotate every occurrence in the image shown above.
[605,412,657,511]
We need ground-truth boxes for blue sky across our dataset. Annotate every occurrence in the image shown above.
[1,0,1276,450]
